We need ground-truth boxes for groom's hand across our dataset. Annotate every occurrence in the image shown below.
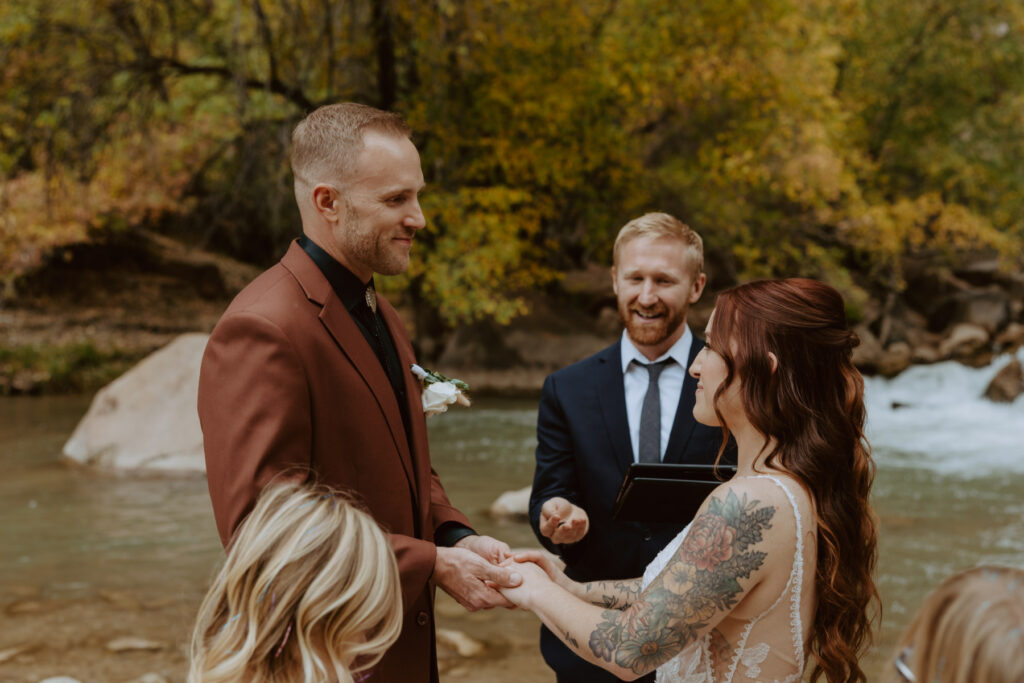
[539,497,589,544]
[434,546,523,611]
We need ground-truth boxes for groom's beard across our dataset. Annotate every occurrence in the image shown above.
[619,299,686,348]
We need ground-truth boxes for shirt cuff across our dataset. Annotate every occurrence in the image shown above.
[434,521,477,547]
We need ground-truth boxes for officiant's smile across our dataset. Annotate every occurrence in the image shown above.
[612,233,706,360]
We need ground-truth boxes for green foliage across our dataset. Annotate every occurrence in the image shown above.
[2,0,1022,328]
[832,0,1024,288]
[0,343,146,395]
[386,185,558,325]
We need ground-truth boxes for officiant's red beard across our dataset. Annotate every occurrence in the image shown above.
[619,300,687,347]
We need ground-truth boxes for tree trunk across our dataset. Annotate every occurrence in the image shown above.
[372,0,396,110]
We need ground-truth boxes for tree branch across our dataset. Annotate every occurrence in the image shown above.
[149,56,314,111]
[251,0,280,87]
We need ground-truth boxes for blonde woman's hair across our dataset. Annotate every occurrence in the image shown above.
[612,212,704,276]
[188,480,402,683]
[891,565,1024,683]
[290,102,411,198]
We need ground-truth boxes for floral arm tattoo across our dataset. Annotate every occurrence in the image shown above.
[579,578,643,609]
[586,490,776,675]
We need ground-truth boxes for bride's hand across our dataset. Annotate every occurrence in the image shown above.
[497,560,555,610]
[511,550,575,593]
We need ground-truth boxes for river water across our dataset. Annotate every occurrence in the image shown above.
[2,349,1023,680]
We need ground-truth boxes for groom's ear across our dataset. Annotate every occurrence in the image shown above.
[312,184,342,223]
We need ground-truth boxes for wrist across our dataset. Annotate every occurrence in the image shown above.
[436,523,476,548]
[526,577,561,613]
[433,545,457,583]
[563,577,583,598]
[453,534,476,549]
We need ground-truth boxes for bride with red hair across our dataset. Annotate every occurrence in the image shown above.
[503,278,879,682]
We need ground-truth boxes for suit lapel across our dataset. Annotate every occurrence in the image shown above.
[281,244,418,501]
[664,336,703,464]
[595,341,635,479]
[379,299,432,521]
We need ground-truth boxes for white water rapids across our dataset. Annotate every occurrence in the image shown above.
[864,347,1024,477]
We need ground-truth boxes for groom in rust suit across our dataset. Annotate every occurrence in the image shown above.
[198,102,521,682]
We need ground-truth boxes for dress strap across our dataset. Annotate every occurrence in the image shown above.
[757,475,806,673]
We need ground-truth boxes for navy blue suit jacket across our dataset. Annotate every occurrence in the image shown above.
[528,335,727,682]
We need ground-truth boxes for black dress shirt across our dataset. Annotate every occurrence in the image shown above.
[297,237,474,547]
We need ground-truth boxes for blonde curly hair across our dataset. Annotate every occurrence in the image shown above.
[891,565,1024,683]
[189,480,402,683]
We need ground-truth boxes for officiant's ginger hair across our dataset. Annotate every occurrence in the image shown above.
[709,278,879,683]
[613,212,704,276]
[188,481,401,683]
[291,102,411,196]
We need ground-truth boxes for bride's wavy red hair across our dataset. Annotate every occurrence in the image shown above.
[709,278,879,683]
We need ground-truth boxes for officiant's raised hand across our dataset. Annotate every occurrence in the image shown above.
[539,496,590,544]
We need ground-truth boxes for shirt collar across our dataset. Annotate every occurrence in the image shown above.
[620,325,693,373]
[298,236,373,312]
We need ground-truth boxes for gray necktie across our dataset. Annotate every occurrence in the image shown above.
[638,359,673,463]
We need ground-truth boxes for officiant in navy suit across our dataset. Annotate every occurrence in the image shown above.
[528,213,727,683]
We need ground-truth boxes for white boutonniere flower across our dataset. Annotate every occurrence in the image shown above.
[410,364,471,416]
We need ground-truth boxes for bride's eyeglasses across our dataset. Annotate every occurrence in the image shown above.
[893,646,915,682]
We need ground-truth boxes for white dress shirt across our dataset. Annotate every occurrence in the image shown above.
[620,327,693,463]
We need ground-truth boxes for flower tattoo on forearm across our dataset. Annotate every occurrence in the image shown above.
[587,490,776,675]
[581,578,643,609]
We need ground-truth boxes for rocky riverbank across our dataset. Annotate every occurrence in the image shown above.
[2,232,1023,396]
[0,580,552,683]
[0,232,258,395]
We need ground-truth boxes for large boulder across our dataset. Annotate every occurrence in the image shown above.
[902,266,970,331]
[911,343,941,364]
[927,290,1010,334]
[878,341,913,377]
[851,324,884,373]
[937,323,990,360]
[879,305,930,348]
[983,359,1024,403]
[959,291,1012,334]
[996,323,1024,352]
[62,333,208,474]
[489,486,532,519]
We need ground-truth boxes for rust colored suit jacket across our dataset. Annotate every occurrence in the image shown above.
[198,240,470,682]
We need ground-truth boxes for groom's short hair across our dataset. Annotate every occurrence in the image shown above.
[613,212,704,276]
[290,102,411,197]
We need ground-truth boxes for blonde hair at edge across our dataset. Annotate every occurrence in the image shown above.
[188,481,402,683]
[612,212,704,276]
[890,565,1024,683]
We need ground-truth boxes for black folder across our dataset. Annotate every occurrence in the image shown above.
[612,462,737,523]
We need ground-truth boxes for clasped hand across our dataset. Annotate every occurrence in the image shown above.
[435,534,522,611]
[496,550,572,611]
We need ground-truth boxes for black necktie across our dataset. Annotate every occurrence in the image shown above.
[356,286,409,432]
[638,359,673,463]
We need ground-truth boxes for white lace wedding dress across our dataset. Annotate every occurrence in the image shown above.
[640,475,812,683]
